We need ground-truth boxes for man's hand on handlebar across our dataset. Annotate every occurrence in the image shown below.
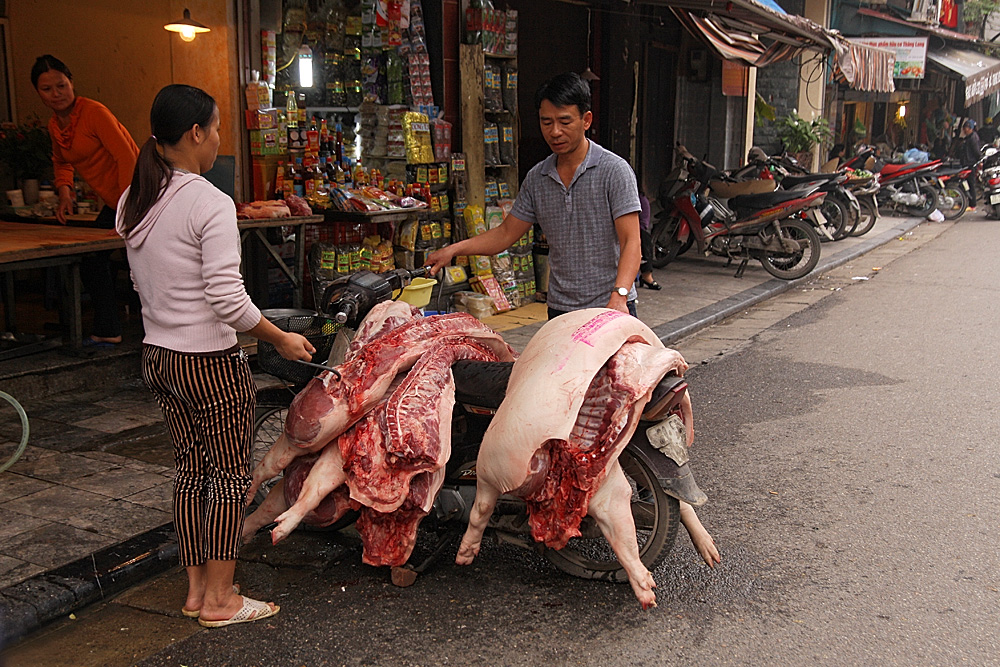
[424,246,457,276]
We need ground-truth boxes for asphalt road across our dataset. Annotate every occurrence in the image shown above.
[5,217,999,665]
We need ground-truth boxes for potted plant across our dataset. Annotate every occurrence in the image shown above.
[774,111,831,169]
[0,118,53,204]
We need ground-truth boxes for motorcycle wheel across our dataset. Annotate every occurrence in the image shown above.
[759,218,822,280]
[819,195,850,241]
[850,199,878,237]
[543,446,680,583]
[251,405,287,510]
[937,184,968,220]
[907,184,939,218]
[650,217,691,269]
[250,405,358,531]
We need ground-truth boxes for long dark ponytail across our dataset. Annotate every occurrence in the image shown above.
[119,84,216,236]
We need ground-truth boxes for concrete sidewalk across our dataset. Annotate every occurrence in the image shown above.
[0,213,929,648]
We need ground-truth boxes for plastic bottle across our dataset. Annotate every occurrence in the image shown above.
[293,157,305,197]
[275,161,286,198]
[286,91,298,129]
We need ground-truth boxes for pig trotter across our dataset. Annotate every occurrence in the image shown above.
[457,480,500,565]
[242,479,289,544]
[587,461,658,609]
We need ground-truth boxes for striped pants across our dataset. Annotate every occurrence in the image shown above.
[142,344,256,567]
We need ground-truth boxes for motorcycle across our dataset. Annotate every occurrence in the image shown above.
[875,159,941,218]
[650,146,824,279]
[980,146,1000,218]
[251,267,704,587]
[927,165,970,220]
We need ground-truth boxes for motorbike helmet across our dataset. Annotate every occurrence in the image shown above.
[747,146,768,163]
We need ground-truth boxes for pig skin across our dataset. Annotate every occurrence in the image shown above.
[457,308,688,609]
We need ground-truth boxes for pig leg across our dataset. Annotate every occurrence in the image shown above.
[456,479,501,565]
[587,460,657,609]
[246,434,312,505]
[271,442,348,544]
[241,479,289,544]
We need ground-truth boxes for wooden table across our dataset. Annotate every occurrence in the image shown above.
[0,216,326,351]
[238,214,324,308]
[0,221,124,349]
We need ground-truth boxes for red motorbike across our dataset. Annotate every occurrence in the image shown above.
[651,146,824,280]
[875,160,941,218]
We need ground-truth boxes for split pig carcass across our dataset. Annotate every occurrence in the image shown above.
[243,309,517,567]
[456,308,690,609]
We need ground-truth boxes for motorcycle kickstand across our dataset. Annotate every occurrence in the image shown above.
[734,258,749,278]
[390,531,459,587]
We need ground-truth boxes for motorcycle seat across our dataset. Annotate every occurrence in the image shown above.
[880,161,939,177]
[935,166,966,177]
[729,188,816,210]
[779,172,840,188]
[453,360,514,409]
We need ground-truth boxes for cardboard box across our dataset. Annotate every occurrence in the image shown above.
[251,155,283,201]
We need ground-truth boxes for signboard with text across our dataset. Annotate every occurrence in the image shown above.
[855,36,927,79]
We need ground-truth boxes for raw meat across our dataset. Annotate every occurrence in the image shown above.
[456,308,688,609]
[283,194,312,217]
[235,200,290,219]
[245,313,516,503]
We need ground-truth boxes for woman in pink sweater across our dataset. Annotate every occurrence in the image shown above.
[116,84,314,628]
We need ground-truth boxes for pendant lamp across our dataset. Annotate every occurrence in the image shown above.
[164,9,211,42]
[581,9,600,81]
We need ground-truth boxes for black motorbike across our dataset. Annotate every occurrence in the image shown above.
[250,268,704,587]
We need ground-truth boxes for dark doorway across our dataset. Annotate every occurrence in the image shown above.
[640,41,677,198]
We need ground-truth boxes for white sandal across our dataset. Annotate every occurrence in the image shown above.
[181,584,240,618]
[197,595,279,628]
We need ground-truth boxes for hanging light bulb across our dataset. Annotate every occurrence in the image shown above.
[581,9,600,82]
[164,9,210,42]
[898,104,907,118]
[298,43,314,88]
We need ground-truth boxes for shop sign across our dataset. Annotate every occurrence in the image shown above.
[967,69,1000,105]
[855,36,927,79]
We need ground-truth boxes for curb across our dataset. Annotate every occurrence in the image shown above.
[652,216,925,346]
[0,216,927,649]
[0,525,176,649]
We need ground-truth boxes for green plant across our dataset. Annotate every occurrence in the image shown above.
[774,111,831,154]
[0,117,53,181]
[755,92,776,127]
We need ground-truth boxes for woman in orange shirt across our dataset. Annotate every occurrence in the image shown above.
[32,54,139,345]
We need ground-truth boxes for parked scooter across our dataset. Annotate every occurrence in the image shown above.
[875,159,941,218]
[249,267,704,588]
[650,145,823,279]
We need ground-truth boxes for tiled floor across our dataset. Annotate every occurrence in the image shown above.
[0,380,174,590]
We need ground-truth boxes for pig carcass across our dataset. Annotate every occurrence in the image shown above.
[456,308,688,609]
[244,311,517,567]
[245,313,516,504]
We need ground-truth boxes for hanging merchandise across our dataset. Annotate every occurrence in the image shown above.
[498,123,515,165]
[403,111,435,163]
[501,62,518,113]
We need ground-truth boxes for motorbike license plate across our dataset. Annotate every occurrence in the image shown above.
[990,193,1000,205]
[646,415,688,466]
[962,181,970,191]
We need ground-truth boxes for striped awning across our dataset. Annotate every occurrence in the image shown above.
[662,0,895,92]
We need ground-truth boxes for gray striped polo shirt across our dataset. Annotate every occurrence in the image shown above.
[510,141,640,311]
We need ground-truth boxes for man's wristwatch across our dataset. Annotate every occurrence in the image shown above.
[614,286,629,298]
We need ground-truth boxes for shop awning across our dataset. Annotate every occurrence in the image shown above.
[856,7,978,43]
[659,0,895,92]
[926,47,1000,106]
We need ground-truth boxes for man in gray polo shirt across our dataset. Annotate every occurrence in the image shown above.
[426,72,642,319]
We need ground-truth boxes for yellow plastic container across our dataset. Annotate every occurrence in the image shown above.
[393,277,438,308]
